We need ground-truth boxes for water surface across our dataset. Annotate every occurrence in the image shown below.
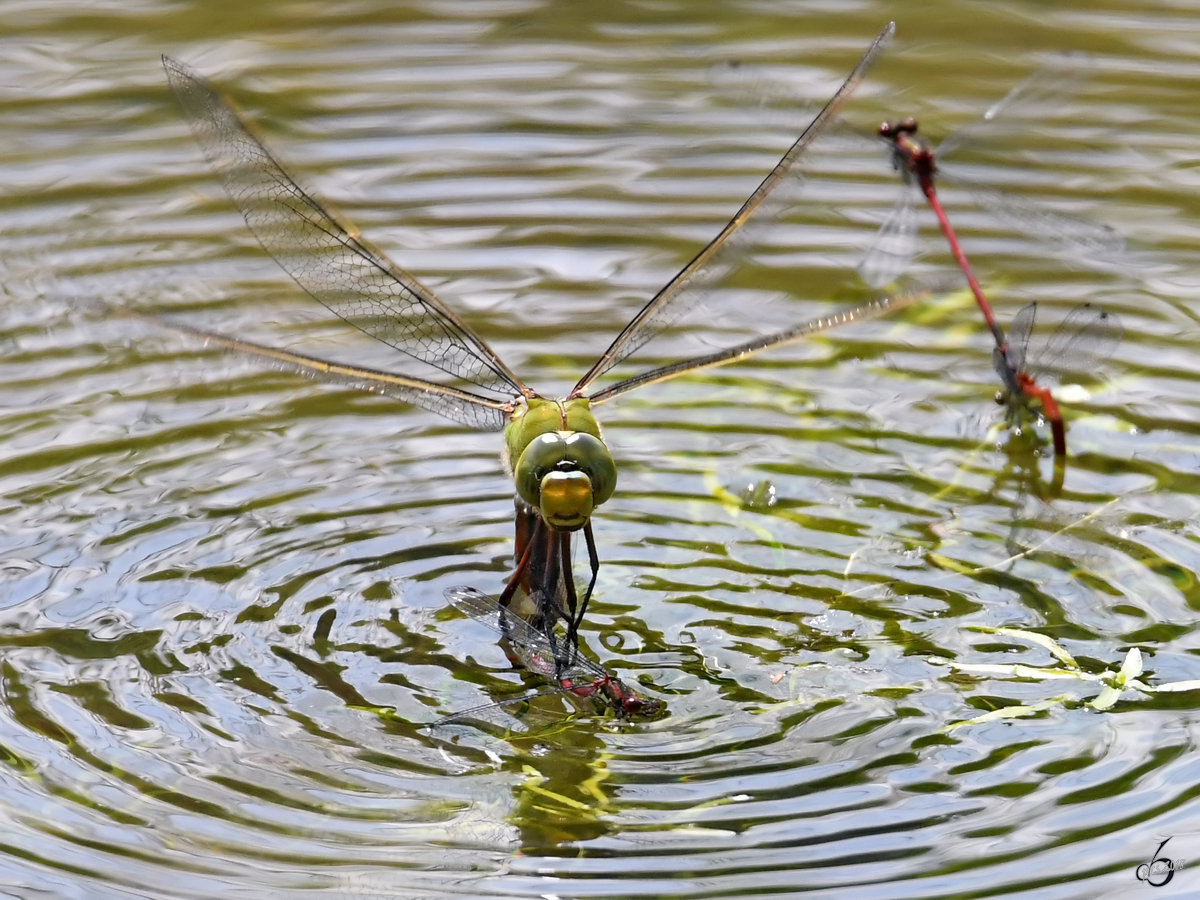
[2,2,1199,898]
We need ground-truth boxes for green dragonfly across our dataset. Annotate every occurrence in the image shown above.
[158,22,907,656]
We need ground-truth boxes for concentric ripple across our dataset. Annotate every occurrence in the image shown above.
[1,3,1198,898]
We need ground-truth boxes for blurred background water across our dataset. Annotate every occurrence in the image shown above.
[1,1,1199,898]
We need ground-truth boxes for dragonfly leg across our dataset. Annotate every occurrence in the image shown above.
[506,498,580,666]
[509,498,567,622]
[547,532,587,671]
[527,529,566,627]
[563,524,600,657]
[499,513,540,612]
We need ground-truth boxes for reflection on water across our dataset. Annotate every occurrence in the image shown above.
[1,2,1199,898]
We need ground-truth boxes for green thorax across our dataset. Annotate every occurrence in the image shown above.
[504,397,601,462]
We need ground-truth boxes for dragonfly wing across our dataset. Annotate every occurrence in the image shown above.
[162,56,526,403]
[447,586,601,681]
[933,58,1123,264]
[858,188,919,288]
[571,22,896,397]
[951,175,1126,261]
[429,687,573,731]
[444,586,659,718]
[588,290,921,406]
[1004,302,1037,375]
[140,314,511,431]
[1029,303,1122,382]
[446,585,521,635]
[937,60,1091,159]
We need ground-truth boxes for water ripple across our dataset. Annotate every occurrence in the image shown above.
[1,3,1198,898]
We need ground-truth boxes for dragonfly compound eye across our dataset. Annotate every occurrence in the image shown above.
[514,431,617,530]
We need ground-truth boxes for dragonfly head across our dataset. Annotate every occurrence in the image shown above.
[878,117,934,182]
[514,431,617,531]
[618,692,663,718]
[507,398,617,531]
[878,116,918,140]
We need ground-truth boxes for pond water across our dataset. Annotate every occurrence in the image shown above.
[2,2,1199,898]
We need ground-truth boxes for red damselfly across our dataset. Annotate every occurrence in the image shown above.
[433,586,662,728]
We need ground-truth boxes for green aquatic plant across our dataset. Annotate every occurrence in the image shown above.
[932,626,1200,730]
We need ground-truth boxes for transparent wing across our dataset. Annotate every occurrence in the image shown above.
[937,58,1124,261]
[1003,301,1038,375]
[880,58,1123,281]
[429,686,575,731]
[1028,302,1122,381]
[590,290,918,405]
[446,586,607,682]
[162,56,527,407]
[571,21,896,398]
[937,59,1089,159]
[134,312,511,431]
[858,187,920,288]
[948,175,1126,260]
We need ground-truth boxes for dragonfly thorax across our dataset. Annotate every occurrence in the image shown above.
[991,345,1023,398]
[880,117,936,186]
[506,398,617,532]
